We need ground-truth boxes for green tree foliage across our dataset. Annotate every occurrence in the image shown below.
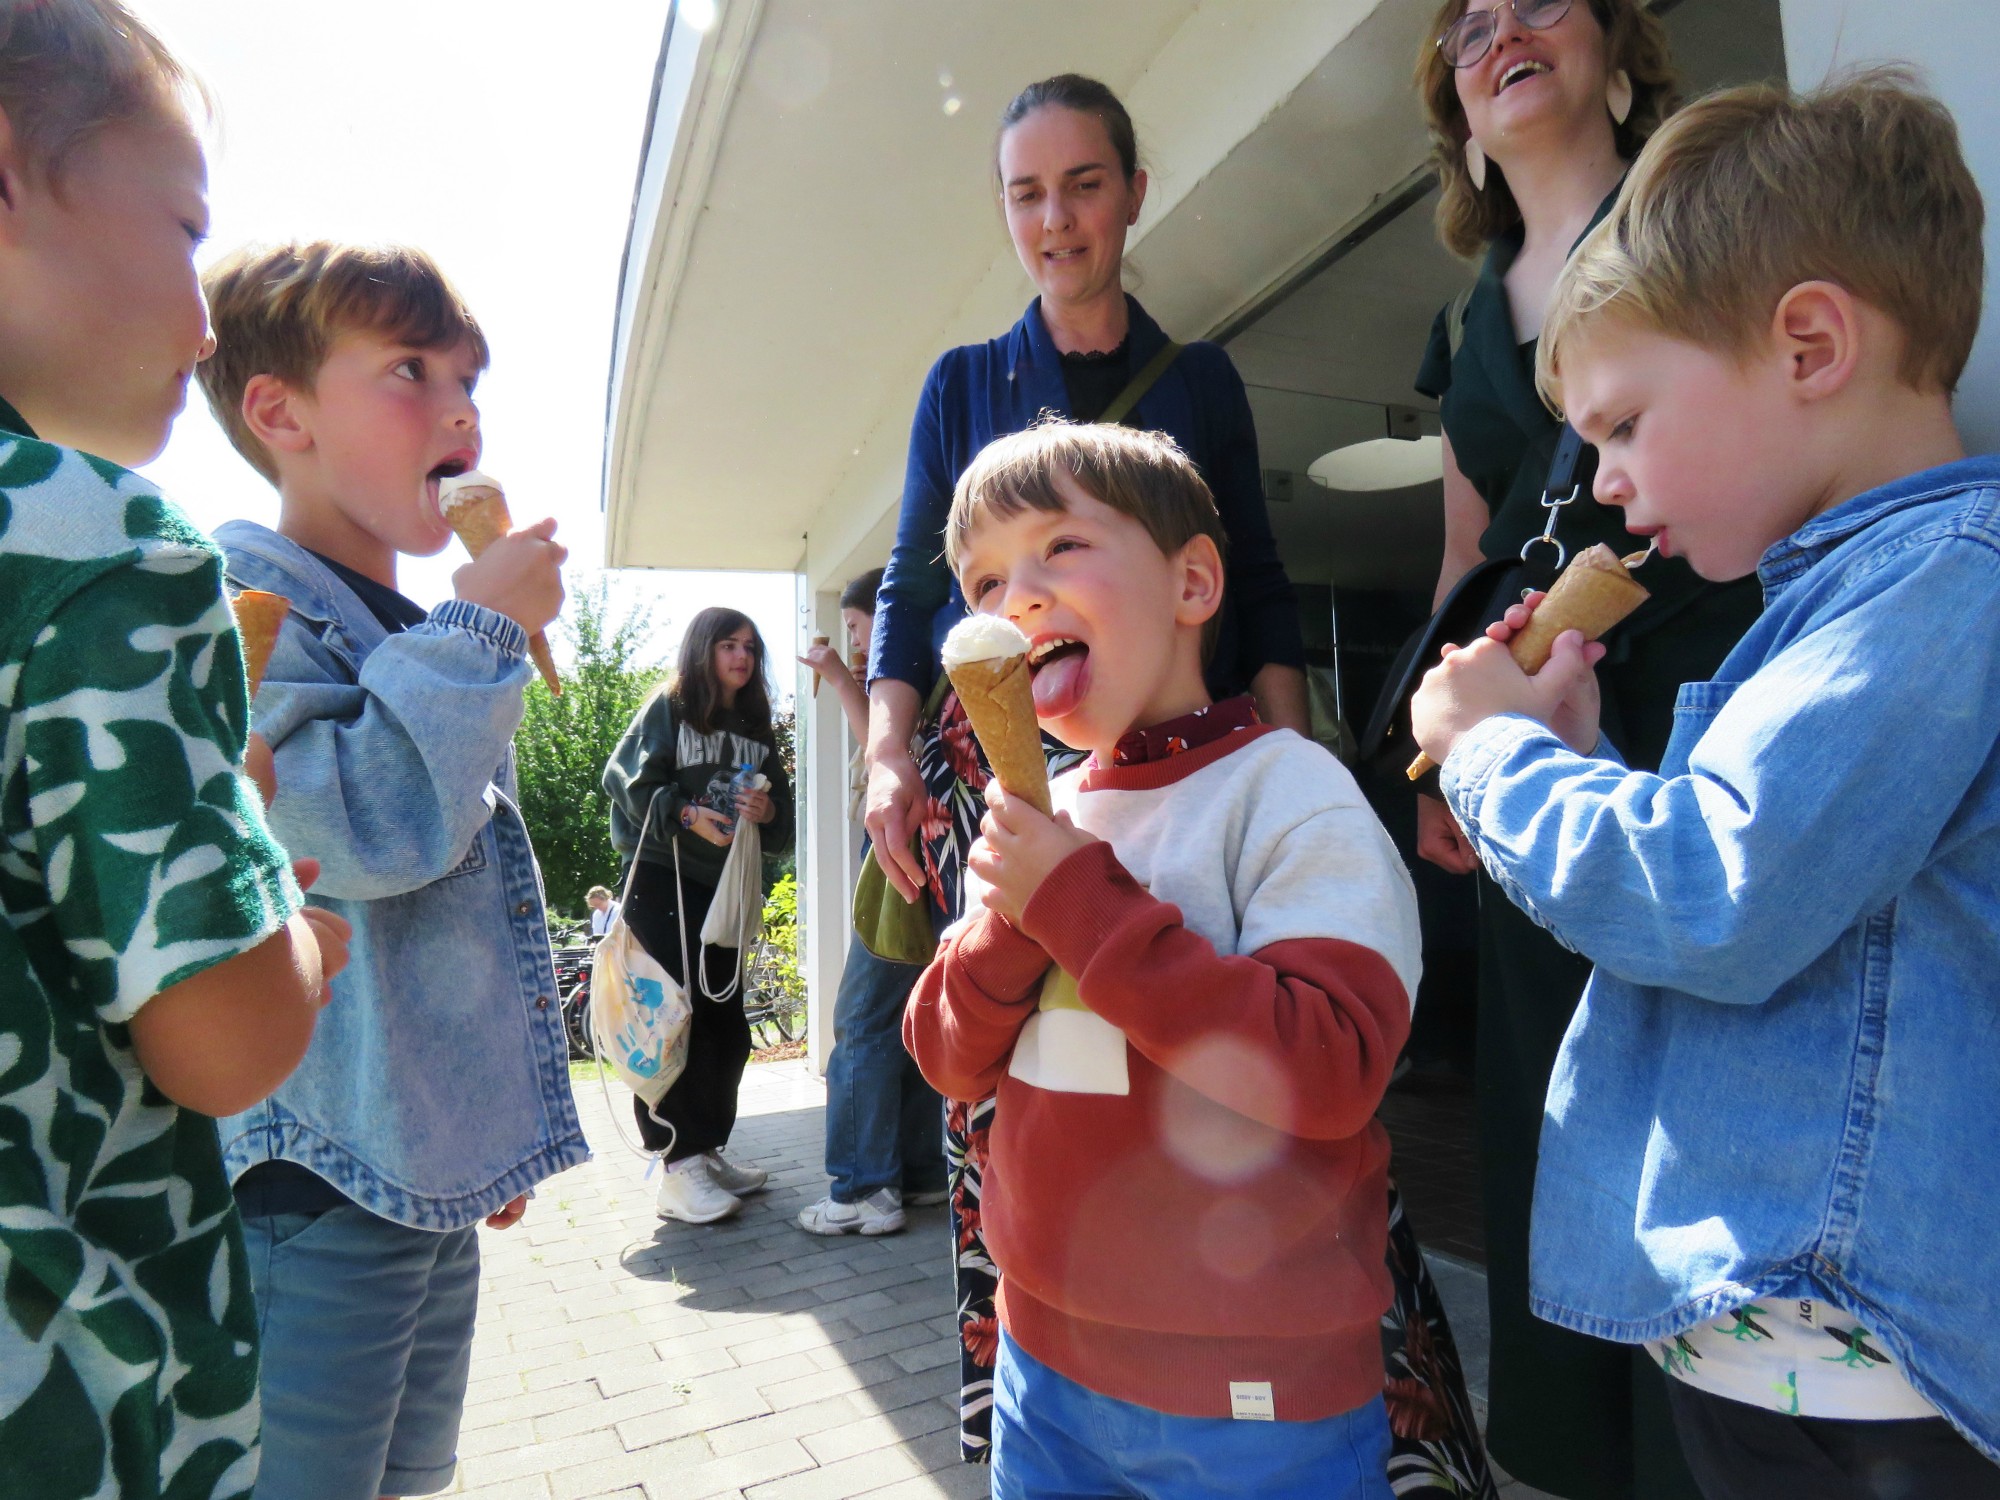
[753,873,806,1032]
[515,581,666,917]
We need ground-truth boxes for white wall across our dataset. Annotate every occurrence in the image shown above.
[1782,0,2000,453]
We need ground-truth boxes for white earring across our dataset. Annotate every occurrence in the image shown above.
[1464,136,1487,191]
[1608,69,1634,126]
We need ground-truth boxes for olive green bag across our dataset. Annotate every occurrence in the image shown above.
[851,674,950,966]
[851,843,936,965]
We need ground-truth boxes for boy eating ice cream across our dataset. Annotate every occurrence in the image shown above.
[903,420,1420,1499]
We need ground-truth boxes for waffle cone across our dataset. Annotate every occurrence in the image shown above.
[1407,544,1650,781]
[947,652,1051,815]
[443,486,561,695]
[230,589,290,696]
[1507,544,1650,671]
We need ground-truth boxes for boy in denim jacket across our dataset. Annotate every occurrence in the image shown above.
[195,242,587,1500]
[1411,77,2000,1496]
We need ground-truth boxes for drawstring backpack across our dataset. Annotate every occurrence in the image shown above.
[589,789,695,1156]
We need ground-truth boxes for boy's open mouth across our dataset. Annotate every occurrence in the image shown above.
[1028,635,1090,718]
[424,457,472,514]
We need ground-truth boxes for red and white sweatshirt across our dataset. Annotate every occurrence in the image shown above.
[904,718,1422,1422]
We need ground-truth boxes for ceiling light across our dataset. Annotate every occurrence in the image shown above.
[1308,434,1442,492]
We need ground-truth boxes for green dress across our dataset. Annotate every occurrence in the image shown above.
[1416,213,1763,1499]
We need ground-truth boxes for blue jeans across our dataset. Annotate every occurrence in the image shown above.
[823,932,944,1201]
[243,1205,481,1499]
[993,1332,1393,1500]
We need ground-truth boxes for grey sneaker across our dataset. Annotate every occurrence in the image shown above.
[797,1188,905,1236]
[704,1150,769,1196]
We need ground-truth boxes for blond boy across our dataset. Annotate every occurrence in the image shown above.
[1411,75,2000,1494]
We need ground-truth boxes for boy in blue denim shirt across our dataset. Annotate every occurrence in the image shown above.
[194,242,588,1500]
[1411,77,2000,1496]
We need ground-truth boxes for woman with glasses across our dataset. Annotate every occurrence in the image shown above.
[1409,3,1762,1496]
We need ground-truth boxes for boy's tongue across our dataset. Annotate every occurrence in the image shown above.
[1030,646,1089,719]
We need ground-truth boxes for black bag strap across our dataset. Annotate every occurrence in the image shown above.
[1097,339,1184,427]
[1517,422,1587,574]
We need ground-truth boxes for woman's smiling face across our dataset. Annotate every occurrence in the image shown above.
[1453,0,1614,161]
[998,105,1147,316]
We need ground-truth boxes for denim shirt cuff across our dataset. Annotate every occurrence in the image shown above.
[1438,712,1551,821]
[423,599,530,659]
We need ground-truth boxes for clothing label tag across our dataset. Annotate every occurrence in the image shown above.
[1229,1382,1275,1421]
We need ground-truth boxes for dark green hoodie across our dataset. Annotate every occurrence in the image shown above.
[602,687,795,888]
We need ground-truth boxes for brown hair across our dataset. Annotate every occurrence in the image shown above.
[671,607,775,742]
[0,0,201,184]
[946,420,1226,655]
[1416,0,1678,259]
[997,73,1139,184]
[198,241,491,482]
[1539,71,1986,405]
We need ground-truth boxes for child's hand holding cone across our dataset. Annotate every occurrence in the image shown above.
[1408,544,1646,778]
[439,471,565,693]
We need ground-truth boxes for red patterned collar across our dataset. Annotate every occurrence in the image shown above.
[1107,695,1261,767]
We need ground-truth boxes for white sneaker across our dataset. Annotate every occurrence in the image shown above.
[655,1157,741,1224]
[797,1188,905,1237]
[705,1150,769,1196]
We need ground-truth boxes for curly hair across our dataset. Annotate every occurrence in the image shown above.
[1416,0,1680,259]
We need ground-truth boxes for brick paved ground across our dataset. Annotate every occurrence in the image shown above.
[442,1061,982,1500]
[443,1059,1552,1499]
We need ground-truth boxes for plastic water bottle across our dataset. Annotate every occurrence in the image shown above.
[718,761,757,835]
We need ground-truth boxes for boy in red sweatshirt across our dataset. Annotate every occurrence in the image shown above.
[904,421,1421,1498]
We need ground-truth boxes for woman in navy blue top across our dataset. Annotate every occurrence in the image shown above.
[858,73,1306,1465]
[864,79,1308,918]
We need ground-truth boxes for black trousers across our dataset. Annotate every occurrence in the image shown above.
[1665,1378,2000,1500]
[621,855,751,1164]
[1475,874,1699,1500]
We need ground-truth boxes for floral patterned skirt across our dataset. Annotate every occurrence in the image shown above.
[919,690,1494,1494]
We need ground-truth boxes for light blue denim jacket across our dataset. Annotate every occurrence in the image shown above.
[213,521,587,1231]
[1441,457,2000,1460]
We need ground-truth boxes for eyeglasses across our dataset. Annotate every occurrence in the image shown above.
[1438,0,1574,70]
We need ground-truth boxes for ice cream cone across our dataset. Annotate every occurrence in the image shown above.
[942,617,1051,816]
[230,589,290,697]
[1407,543,1650,780]
[811,634,829,698]
[1504,544,1649,673]
[438,473,561,695]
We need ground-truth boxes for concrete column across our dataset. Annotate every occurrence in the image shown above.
[798,576,858,1077]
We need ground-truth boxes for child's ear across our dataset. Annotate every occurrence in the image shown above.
[240,373,313,457]
[0,105,31,240]
[1173,533,1224,629]
[1772,280,1862,404]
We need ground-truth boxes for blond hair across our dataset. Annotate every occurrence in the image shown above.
[0,0,202,182]
[199,241,491,482]
[945,420,1226,655]
[1416,0,1678,260]
[1539,71,1985,408]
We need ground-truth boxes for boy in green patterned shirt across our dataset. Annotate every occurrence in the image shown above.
[0,4,348,1496]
